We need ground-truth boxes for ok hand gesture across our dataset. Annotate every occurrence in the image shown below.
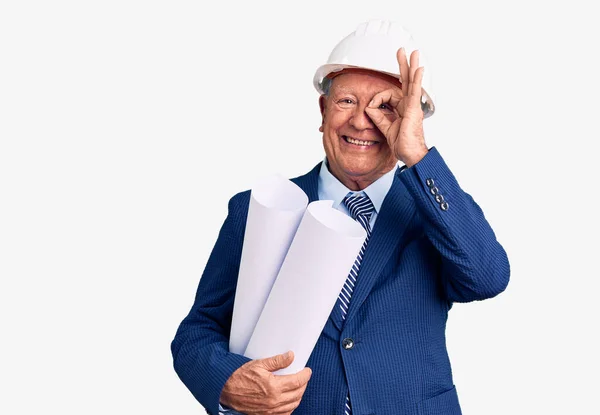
[365,48,428,167]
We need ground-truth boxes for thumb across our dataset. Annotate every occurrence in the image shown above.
[256,350,294,372]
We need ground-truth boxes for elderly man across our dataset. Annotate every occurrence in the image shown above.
[171,20,510,415]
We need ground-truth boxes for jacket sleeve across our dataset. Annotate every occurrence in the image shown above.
[399,147,510,303]
[171,191,252,415]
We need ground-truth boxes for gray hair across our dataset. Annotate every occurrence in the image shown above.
[320,77,332,96]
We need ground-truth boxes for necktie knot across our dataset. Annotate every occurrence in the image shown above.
[343,193,375,227]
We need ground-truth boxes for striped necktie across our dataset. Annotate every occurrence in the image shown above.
[338,193,375,415]
[336,193,375,322]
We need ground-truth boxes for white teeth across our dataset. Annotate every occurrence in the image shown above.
[345,136,375,146]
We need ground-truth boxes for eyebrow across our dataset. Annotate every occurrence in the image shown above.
[331,86,356,95]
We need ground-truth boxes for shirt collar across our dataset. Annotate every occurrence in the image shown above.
[317,158,399,213]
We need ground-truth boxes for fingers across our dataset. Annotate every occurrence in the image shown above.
[251,367,311,414]
[407,67,424,115]
[411,67,424,99]
[269,382,310,414]
[397,48,409,98]
[396,48,424,106]
[253,351,311,394]
[409,49,419,86]
[256,350,294,372]
[274,367,312,393]
[369,90,402,111]
[365,89,402,138]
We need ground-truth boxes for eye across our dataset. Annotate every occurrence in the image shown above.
[379,103,393,111]
[337,98,355,108]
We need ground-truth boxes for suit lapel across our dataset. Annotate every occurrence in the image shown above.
[344,171,416,326]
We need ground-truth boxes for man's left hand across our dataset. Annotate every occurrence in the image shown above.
[365,48,428,167]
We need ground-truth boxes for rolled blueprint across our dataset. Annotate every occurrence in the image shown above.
[228,174,308,355]
[244,200,367,374]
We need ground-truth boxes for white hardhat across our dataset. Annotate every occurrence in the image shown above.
[313,20,435,118]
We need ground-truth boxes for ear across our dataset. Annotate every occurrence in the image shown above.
[318,95,327,133]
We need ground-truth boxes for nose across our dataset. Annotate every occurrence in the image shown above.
[349,104,375,130]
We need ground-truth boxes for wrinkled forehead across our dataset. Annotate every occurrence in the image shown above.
[327,68,402,93]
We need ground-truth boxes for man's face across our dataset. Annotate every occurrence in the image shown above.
[319,70,401,189]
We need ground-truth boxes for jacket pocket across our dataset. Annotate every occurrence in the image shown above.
[418,386,462,415]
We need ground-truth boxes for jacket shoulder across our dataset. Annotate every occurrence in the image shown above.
[229,189,251,209]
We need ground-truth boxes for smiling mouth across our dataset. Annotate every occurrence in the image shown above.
[342,135,378,146]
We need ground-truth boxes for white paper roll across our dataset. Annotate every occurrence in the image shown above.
[228,174,308,355]
[244,200,367,374]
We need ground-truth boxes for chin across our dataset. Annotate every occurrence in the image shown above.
[342,162,379,178]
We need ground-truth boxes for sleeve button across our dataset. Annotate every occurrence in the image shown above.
[435,194,444,203]
[426,178,434,187]
[440,201,449,211]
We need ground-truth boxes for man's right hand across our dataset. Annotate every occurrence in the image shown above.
[220,351,312,415]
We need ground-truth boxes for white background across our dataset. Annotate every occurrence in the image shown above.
[1,1,598,414]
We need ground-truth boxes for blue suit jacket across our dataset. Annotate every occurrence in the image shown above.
[171,148,510,415]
